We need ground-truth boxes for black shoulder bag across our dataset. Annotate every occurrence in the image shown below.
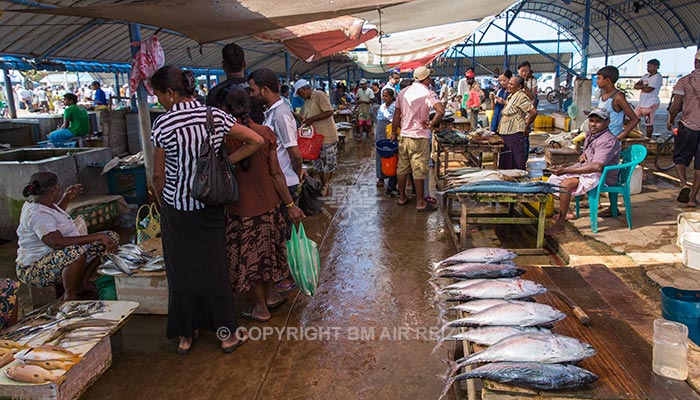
[191,106,240,205]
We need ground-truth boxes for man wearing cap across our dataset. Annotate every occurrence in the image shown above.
[668,50,700,207]
[458,69,483,129]
[390,66,445,211]
[294,79,339,194]
[355,78,375,141]
[545,108,621,235]
[634,59,663,138]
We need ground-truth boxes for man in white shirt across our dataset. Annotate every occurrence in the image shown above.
[248,68,302,196]
[18,85,32,110]
[634,59,662,138]
[355,78,375,141]
[457,68,481,101]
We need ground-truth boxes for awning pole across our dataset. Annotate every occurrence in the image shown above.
[2,69,17,118]
[604,9,611,65]
[205,72,211,91]
[285,51,291,85]
[114,73,120,103]
[504,14,509,71]
[129,23,153,185]
[327,62,332,94]
[471,34,476,70]
[555,30,561,89]
[346,67,350,87]
[581,0,591,75]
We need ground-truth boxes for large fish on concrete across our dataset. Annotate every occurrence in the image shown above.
[433,263,525,280]
[455,332,596,368]
[444,302,566,328]
[436,248,517,267]
[443,279,547,302]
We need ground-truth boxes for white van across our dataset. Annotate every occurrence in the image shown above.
[537,73,555,94]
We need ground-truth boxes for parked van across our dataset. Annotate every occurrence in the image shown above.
[537,73,555,94]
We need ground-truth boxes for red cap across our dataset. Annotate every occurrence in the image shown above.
[465,71,475,78]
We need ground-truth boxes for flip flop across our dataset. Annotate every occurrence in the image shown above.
[416,203,438,212]
[425,196,437,205]
[222,336,248,354]
[397,198,412,206]
[677,187,691,203]
[266,297,288,310]
[241,306,271,322]
[275,281,297,292]
[176,330,200,355]
[599,208,613,218]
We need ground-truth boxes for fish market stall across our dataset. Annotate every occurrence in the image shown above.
[442,180,557,254]
[0,300,139,400]
[434,128,505,179]
[429,253,700,400]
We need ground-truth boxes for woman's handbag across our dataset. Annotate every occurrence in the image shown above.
[191,107,239,206]
[297,125,325,160]
[136,203,160,244]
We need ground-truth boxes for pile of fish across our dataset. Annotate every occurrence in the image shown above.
[444,180,564,195]
[430,247,598,398]
[443,168,530,189]
[99,244,165,276]
[3,345,83,384]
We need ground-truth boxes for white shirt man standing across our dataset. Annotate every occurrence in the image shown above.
[634,59,662,138]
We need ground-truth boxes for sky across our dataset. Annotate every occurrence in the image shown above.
[475,15,698,77]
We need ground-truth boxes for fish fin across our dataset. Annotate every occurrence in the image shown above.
[51,374,67,385]
[431,262,442,271]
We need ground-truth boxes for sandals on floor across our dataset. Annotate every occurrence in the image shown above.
[241,305,271,322]
[397,197,413,206]
[416,203,438,212]
[176,330,200,355]
[222,336,248,354]
[425,196,437,205]
[266,297,288,310]
[678,187,691,203]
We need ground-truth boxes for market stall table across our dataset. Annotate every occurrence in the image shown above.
[435,140,504,178]
[449,264,700,400]
[443,192,549,254]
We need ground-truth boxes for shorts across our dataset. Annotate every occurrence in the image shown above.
[15,231,119,288]
[312,142,338,174]
[397,137,430,179]
[635,103,659,125]
[358,119,372,126]
[673,124,700,169]
[548,173,601,196]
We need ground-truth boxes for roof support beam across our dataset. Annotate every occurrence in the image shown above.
[616,52,639,70]
[35,19,105,62]
[453,47,495,76]
[581,0,591,74]
[492,24,581,78]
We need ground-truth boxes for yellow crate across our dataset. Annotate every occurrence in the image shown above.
[534,115,554,129]
[523,177,555,218]
[484,109,494,124]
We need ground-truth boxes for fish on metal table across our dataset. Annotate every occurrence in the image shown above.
[442,279,547,302]
[454,332,596,369]
[5,364,66,384]
[444,302,566,328]
[436,248,517,267]
[433,263,525,279]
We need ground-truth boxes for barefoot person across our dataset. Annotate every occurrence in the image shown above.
[545,108,621,235]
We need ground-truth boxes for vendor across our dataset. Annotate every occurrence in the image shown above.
[87,81,108,106]
[15,172,119,300]
[47,93,90,145]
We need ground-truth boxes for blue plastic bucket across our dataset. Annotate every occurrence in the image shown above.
[375,139,398,159]
[661,286,700,345]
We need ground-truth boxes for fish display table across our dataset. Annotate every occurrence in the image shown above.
[0,300,139,400]
[443,192,549,254]
[435,139,504,178]
[450,265,700,400]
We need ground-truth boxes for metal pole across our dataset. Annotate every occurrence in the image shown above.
[504,14,509,71]
[471,34,476,70]
[205,72,211,91]
[346,67,350,86]
[129,23,153,185]
[2,69,17,118]
[555,30,561,88]
[604,10,611,65]
[327,62,332,94]
[285,51,291,85]
[581,0,591,76]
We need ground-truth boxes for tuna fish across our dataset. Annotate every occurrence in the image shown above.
[443,279,547,302]
[448,299,531,314]
[444,302,566,328]
[5,364,66,384]
[433,263,525,279]
[454,332,597,368]
[443,326,551,347]
[435,248,517,267]
[440,362,598,399]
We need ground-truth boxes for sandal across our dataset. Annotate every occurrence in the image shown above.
[275,281,297,292]
[416,203,438,212]
[425,196,437,205]
[599,208,613,218]
[241,305,271,322]
[176,330,200,355]
[266,297,288,310]
[222,333,248,354]
[397,198,412,206]
[678,187,691,203]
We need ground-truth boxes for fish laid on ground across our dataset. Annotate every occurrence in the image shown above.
[444,302,566,328]
[448,299,533,314]
[454,332,596,368]
[14,345,82,363]
[436,248,517,267]
[443,279,547,302]
[440,362,598,399]
[440,279,488,291]
[5,364,66,384]
[106,254,134,275]
[24,359,76,371]
[444,326,551,346]
[434,263,525,279]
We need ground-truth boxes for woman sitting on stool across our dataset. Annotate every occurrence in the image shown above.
[15,172,119,300]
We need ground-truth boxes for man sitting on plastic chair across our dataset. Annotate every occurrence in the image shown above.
[545,108,621,236]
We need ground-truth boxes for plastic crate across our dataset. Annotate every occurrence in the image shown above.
[69,200,120,232]
[534,115,554,129]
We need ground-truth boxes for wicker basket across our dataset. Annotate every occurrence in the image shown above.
[69,200,120,232]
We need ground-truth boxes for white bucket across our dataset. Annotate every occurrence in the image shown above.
[681,232,700,270]
[677,212,700,249]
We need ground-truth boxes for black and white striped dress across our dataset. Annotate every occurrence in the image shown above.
[151,100,240,339]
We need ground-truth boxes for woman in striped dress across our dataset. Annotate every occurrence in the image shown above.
[150,65,264,355]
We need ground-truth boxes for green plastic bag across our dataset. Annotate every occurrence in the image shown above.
[286,223,320,296]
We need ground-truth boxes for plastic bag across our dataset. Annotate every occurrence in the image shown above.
[136,203,160,244]
[286,223,321,296]
[296,175,323,216]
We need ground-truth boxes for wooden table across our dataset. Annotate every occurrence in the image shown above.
[451,265,700,400]
[443,192,549,254]
[333,110,352,124]
[440,115,472,132]
[435,140,504,178]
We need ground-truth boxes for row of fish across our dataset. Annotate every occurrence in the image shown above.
[3,345,83,384]
[98,244,165,276]
[430,248,598,397]
[443,169,530,190]
[444,180,564,195]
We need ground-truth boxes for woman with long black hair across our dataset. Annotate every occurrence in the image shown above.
[149,65,263,354]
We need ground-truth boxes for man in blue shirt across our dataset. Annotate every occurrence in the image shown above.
[89,81,107,106]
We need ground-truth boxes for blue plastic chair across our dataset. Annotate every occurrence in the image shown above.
[575,144,648,233]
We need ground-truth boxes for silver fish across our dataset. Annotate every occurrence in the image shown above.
[98,268,123,276]
[447,362,598,392]
[448,299,524,314]
[436,248,517,267]
[434,263,525,279]
[455,332,597,368]
[443,279,547,302]
[441,279,487,291]
[444,326,550,346]
[106,254,134,275]
[445,302,566,328]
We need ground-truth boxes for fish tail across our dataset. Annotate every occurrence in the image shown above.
[428,280,442,294]
[431,337,445,355]
[437,375,457,400]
